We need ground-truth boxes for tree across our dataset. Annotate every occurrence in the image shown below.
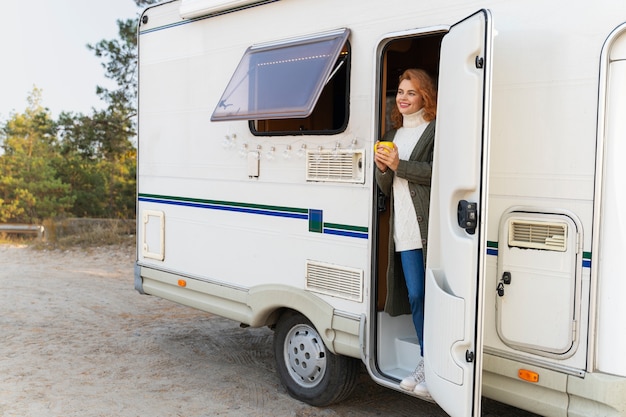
[0,88,74,223]
[87,18,138,122]
[1,1,159,222]
[53,1,155,219]
[85,0,160,118]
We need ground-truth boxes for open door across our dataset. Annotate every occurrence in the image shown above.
[424,9,493,417]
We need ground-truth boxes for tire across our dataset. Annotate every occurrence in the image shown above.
[273,310,360,406]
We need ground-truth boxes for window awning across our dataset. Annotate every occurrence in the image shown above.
[180,0,260,19]
[211,28,350,121]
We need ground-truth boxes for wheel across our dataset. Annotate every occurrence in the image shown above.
[273,310,359,406]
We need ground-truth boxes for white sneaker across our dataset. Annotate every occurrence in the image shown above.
[400,359,424,391]
[413,381,431,398]
[400,374,417,391]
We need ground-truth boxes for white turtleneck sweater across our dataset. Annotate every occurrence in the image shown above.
[392,109,428,252]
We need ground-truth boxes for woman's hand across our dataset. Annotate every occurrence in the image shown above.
[374,141,399,172]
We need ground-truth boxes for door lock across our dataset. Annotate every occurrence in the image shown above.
[497,272,512,297]
[457,200,477,234]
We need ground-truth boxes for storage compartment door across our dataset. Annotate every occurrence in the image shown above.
[496,211,580,356]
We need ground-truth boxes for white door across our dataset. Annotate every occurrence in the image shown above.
[424,9,493,417]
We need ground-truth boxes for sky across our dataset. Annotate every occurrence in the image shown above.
[0,0,142,121]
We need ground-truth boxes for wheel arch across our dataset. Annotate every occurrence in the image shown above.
[247,284,360,357]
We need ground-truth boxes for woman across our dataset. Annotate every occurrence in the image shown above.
[374,68,437,397]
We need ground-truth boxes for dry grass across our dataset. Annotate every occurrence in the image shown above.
[24,218,137,250]
[0,234,31,246]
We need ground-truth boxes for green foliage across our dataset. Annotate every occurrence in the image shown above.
[57,8,140,220]
[57,108,135,162]
[88,18,138,118]
[0,88,75,223]
[0,1,146,223]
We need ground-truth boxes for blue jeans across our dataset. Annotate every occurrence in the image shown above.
[400,249,425,357]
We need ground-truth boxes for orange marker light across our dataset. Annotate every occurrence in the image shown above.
[178,279,187,287]
[518,369,539,383]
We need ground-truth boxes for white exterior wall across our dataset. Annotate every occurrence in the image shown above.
[137,0,626,412]
[596,27,626,378]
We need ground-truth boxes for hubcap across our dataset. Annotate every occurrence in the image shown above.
[283,323,327,388]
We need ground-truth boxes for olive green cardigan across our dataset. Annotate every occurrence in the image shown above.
[374,120,435,316]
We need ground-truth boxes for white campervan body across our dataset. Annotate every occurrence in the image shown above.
[135,0,626,415]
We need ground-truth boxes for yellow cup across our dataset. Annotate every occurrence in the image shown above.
[375,141,394,153]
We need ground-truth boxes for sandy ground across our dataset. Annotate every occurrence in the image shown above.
[0,243,539,417]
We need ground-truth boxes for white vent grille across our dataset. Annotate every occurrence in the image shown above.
[306,149,364,183]
[305,260,363,302]
[508,220,567,252]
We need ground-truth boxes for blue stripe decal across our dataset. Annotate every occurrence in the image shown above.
[323,228,368,240]
[139,196,367,239]
[139,197,308,219]
[486,244,591,269]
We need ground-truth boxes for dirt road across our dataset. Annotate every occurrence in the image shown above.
[0,244,538,417]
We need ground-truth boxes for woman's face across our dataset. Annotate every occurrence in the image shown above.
[396,78,424,116]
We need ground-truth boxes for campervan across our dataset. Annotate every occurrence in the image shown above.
[135,0,626,415]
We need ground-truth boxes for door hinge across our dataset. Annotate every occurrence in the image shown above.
[466,350,475,362]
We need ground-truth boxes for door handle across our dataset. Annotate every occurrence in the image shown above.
[457,200,477,235]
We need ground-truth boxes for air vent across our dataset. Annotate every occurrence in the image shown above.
[306,149,364,183]
[305,260,363,302]
[508,220,567,252]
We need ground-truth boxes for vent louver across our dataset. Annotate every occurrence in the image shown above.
[508,220,567,251]
[306,149,364,183]
[305,260,363,302]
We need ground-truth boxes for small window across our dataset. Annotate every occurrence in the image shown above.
[211,28,350,134]
[252,43,349,135]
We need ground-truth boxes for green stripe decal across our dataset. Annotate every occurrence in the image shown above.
[487,240,591,268]
[324,223,369,233]
[138,193,368,240]
[139,193,307,214]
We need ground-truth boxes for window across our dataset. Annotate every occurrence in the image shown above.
[211,28,350,135]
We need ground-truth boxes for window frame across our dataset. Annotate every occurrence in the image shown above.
[210,28,350,128]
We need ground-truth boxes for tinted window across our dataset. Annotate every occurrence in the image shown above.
[211,28,350,122]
